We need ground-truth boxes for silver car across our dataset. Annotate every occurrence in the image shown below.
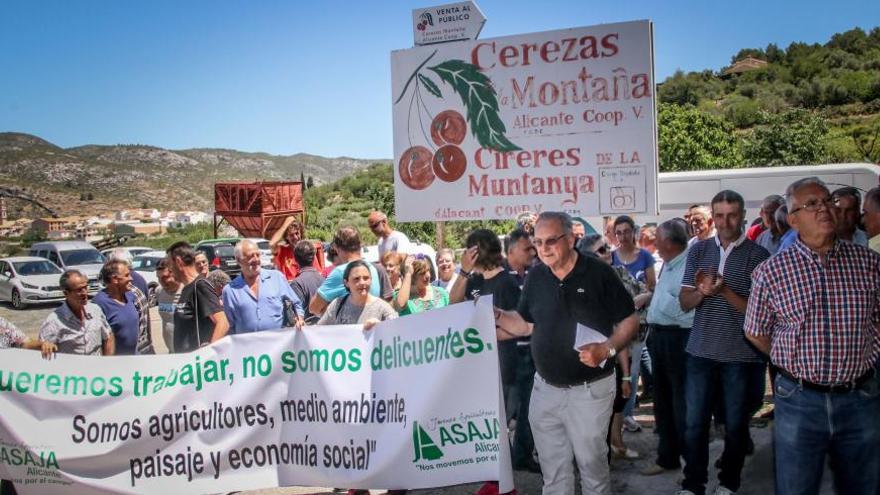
[0,257,65,309]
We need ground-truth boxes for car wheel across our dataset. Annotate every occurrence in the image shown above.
[11,289,24,310]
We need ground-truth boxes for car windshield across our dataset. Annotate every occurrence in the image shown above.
[132,256,162,272]
[257,241,269,250]
[60,249,105,266]
[215,245,235,257]
[12,260,63,276]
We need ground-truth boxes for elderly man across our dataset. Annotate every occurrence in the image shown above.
[167,241,229,352]
[754,195,785,255]
[864,186,880,253]
[223,239,304,333]
[745,177,880,495]
[832,186,869,246]
[40,269,114,356]
[495,211,639,495]
[269,216,324,281]
[678,190,770,495]
[368,210,410,257]
[640,219,695,476]
[92,260,140,355]
[107,248,154,354]
[687,205,716,246]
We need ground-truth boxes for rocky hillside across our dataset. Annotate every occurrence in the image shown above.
[0,132,388,218]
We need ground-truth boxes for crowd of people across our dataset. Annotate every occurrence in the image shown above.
[1,178,879,495]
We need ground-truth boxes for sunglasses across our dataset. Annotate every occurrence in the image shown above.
[369,219,386,229]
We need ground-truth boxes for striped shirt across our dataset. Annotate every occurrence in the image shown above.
[682,236,770,363]
[744,238,880,385]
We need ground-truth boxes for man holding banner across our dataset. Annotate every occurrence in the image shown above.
[495,211,639,495]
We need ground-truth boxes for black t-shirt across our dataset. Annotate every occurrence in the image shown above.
[518,252,635,385]
[291,267,325,322]
[173,277,223,353]
[465,270,521,310]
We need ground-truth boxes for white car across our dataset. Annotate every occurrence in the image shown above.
[131,250,167,299]
[101,246,152,259]
[0,256,65,309]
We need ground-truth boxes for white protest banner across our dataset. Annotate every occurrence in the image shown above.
[0,298,513,494]
[391,20,657,222]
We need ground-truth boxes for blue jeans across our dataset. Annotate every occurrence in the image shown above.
[682,354,764,495]
[774,373,880,495]
[622,339,653,418]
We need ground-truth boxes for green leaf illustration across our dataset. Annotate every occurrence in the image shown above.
[418,74,442,98]
[428,60,520,152]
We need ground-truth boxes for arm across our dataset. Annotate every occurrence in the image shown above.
[745,334,772,355]
[679,286,704,312]
[208,311,229,342]
[617,347,632,398]
[579,313,640,367]
[644,265,656,292]
[268,216,297,252]
[309,293,329,316]
[393,256,415,311]
[718,282,748,314]
[448,246,477,304]
[494,308,533,340]
[103,333,115,356]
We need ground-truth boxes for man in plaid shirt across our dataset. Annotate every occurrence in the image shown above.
[745,177,880,495]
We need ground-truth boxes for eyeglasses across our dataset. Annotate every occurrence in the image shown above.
[531,233,567,248]
[369,219,386,229]
[790,196,834,214]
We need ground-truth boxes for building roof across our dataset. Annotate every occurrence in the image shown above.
[723,57,768,76]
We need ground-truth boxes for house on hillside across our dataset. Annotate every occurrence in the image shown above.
[722,57,768,78]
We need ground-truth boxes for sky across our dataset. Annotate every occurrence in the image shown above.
[2,0,879,159]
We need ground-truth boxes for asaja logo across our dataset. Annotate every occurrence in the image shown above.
[412,421,443,462]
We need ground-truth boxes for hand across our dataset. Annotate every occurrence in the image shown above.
[41,341,57,360]
[578,341,611,367]
[695,269,723,297]
[403,255,415,275]
[621,379,632,399]
[633,293,651,310]
[461,246,478,272]
[363,318,380,331]
[294,317,305,330]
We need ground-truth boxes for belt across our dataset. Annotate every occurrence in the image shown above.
[539,368,614,389]
[778,368,875,394]
[649,324,689,332]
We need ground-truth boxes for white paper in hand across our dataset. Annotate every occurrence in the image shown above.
[573,323,608,368]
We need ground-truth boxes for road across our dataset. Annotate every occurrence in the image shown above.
[1,301,829,494]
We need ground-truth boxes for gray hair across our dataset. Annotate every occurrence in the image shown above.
[206,270,231,291]
[100,259,129,284]
[107,248,133,266]
[658,219,689,248]
[435,248,455,260]
[785,177,828,211]
[536,211,573,235]
[59,269,85,291]
[234,239,258,261]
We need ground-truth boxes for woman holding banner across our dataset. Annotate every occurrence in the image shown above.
[317,260,397,329]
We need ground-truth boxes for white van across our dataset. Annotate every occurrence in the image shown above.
[584,163,880,228]
[29,241,105,293]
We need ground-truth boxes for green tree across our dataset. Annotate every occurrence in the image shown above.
[657,103,742,171]
[742,109,830,166]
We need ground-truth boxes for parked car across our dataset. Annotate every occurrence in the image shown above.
[29,241,104,293]
[0,257,65,309]
[131,250,167,299]
[101,246,152,259]
[194,241,240,277]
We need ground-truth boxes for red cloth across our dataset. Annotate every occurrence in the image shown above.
[746,223,765,242]
[274,244,324,281]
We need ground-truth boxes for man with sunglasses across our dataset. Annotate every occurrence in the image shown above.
[495,211,639,495]
[368,210,410,257]
[745,177,880,495]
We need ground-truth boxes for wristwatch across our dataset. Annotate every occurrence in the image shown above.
[460,269,472,279]
[607,344,617,359]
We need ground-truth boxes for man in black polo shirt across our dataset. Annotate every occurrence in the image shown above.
[496,211,638,495]
[678,190,769,495]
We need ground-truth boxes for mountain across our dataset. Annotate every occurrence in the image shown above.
[0,132,389,218]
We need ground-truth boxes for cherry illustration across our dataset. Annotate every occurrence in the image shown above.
[399,146,435,190]
[432,145,467,182]
[430,110,467,146]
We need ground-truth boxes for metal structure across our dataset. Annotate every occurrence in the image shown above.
[213,181,305,238]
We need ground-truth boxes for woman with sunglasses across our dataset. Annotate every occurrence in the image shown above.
[393,254,448,316]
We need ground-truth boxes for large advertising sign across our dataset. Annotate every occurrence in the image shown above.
[0,299,513,494]
[391,20,657,222]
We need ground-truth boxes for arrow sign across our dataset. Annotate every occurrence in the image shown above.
[412,1,486,46]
